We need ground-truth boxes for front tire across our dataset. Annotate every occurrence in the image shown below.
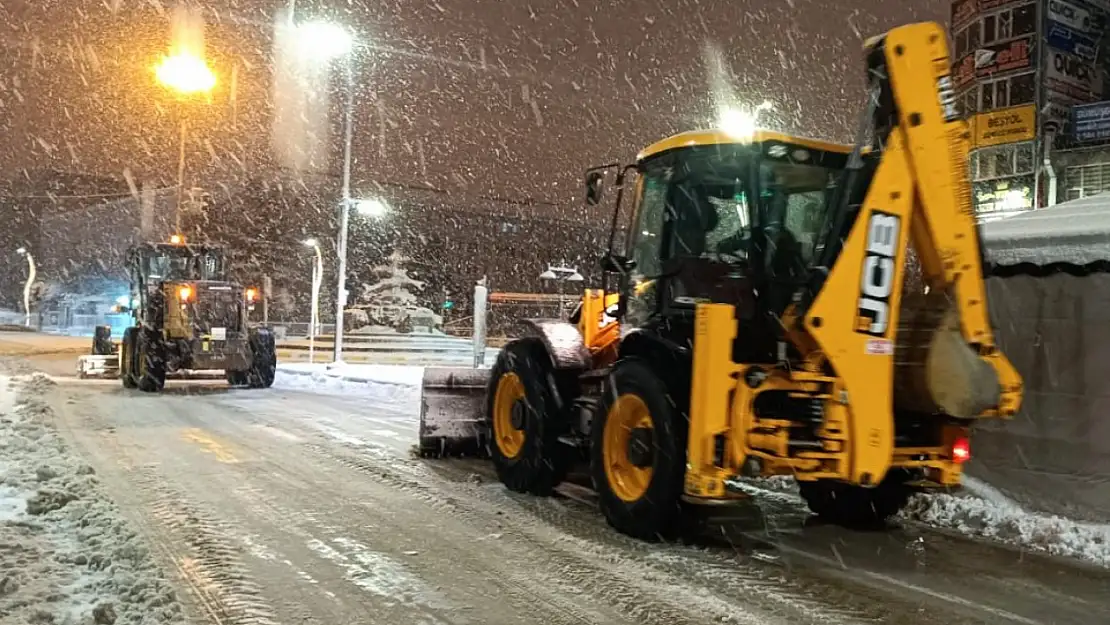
[486,339,571,496]
[135,328,166,393]
[120,327,138,389]
[798,470,914,527]
[590,359,687,541]
[246,328,277,389]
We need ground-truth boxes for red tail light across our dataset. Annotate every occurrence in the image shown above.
[951,437,971,464]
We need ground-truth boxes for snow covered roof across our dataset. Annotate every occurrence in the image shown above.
[981,192,1110,267]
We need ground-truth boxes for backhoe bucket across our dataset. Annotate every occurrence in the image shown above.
[418,366,490,458]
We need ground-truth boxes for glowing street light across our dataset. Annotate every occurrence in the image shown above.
[354,198,389,218]
[154,51,216,234]
[154,53,217,95]
[293,21,353,62]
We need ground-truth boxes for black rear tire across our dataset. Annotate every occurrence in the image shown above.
[246,328,277,389]
[120,327,138,389]
[226,369,249,387]
[590,359,687,541]
[798,470,914,527]
[486,339,572,496]
[136,328,166,393]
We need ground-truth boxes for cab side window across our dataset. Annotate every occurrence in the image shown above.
[628,173,667,278]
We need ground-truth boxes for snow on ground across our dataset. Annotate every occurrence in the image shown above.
[0,372,184,625]
[272,363,1110,569]
[274,362,424,412]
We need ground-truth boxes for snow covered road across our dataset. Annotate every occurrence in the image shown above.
[5,354,1110,625]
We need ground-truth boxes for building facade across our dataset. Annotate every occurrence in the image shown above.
[951,0,1110,214]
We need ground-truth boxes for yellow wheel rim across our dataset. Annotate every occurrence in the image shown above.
[603,394,654,503]
[492,372,526,459]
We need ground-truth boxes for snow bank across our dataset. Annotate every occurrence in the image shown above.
[0,372,185,625]
[736,473,1110,569]
[274,362,423,411]
[900,488,1110,568]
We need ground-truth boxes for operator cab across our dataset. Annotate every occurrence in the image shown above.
[589,129,850,361]
[132,241,229,284]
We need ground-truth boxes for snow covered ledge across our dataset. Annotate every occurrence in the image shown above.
[980,191,1110,267]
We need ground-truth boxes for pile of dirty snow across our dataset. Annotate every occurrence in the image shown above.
[0,372,185,625]
[737,473,1110,569]
[900,491,1110,568]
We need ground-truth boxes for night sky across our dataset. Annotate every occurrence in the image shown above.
[0,0,948,207]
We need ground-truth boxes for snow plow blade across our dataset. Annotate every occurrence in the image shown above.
[418,366,490,458]
[77,354,119,379]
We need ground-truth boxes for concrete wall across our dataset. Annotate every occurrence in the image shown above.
[972,272,1110,522]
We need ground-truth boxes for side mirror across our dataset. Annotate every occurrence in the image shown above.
[600,253,635,274]
[585,171,605,206]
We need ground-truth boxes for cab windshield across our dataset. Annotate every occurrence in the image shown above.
[139,246,228,282]
[628,143,843,282]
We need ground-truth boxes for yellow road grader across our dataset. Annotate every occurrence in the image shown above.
[419,22,1023,540]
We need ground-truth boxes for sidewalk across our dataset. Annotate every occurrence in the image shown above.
[0,331,89,356]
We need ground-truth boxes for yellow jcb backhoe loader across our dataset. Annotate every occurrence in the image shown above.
[418,21,1023,540]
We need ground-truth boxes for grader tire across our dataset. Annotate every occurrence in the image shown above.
[135,328,166,393]
[120,327,139,390]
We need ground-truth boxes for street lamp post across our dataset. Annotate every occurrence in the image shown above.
[154,50,216,234]
[287,20,358,364]
[539,265,584,319]
[16,247,35,328]
[334,51,356,364]
[303,238,324,363]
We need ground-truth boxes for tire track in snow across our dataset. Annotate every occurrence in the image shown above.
[132,469,281,625]
[52,396,281,625]
[300,440,872,625]
[221,452,620,625]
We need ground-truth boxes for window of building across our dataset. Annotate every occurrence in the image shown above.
[1009,72,1035,105]
[972,143,1035,181]
[983,14,1000,44]
[961,88,977,116]
[975,72,1035,111]
[1065,163,1110,200]
[955,3,1034,55]
[1012,3,1036,37]
[955,26,969,59]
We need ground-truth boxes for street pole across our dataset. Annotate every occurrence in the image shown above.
[176,114,187,234]
[21,252,36,328]
[262,275,272,325]
[309,244,323,363]
[333,51,355,364]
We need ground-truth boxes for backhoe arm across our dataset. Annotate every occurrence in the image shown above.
[802,22,1023,486]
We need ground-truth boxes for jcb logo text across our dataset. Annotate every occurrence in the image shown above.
[856,211,901,337]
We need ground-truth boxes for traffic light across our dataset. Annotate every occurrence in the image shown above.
[442,299,454,310]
